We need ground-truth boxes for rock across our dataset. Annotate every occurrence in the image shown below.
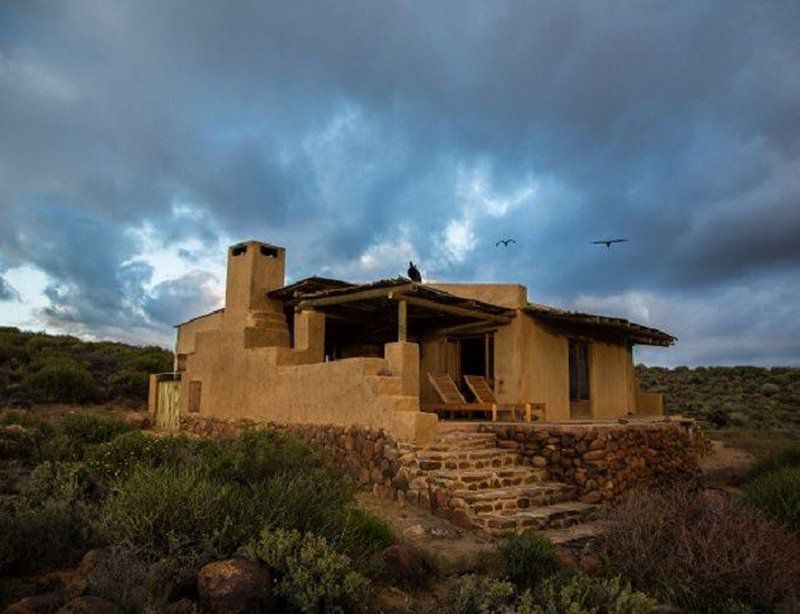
[197,559,273,613]
[4,592,65,613]
[55,596,119,614]
[145,558,198,604]
[378,544,434,586]
[580,491,603,504]
[163,599,197,614]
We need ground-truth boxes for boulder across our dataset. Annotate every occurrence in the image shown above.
[197,559,273,613]
[163,599,197,614]
[55,597,119,614]
[4,592,65,613]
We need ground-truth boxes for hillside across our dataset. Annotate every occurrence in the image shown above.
[636,364,800,429]
[0,327,172,406]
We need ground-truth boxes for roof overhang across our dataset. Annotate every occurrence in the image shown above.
[284,278,514,335]
[524,304,676,347]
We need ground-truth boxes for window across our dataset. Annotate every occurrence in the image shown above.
[568,340,589,401]
[188,380,202,413]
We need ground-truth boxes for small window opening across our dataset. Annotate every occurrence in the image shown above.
[231,244,248,257]
[260,245,279,258]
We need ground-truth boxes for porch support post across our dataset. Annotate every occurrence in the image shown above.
[398,299,408,341]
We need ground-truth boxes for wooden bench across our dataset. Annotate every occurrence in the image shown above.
[423,372,498,421]
[463,375,546,422]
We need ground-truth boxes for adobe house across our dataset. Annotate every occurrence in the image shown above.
[149,240,674,442]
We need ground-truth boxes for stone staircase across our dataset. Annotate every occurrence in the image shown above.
[399,430,599,535]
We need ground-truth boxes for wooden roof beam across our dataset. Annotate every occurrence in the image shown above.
[390,292,512,324]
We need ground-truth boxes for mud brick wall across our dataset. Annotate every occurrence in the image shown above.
[478,421,707,503]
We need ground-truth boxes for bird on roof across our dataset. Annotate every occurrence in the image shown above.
[495,238,517,247]
[591,238,628,249]
[407,261,422,283]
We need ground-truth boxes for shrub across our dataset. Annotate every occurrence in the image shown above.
[101,465,256,561]
[204,429,332,484]
[498,532,562,591]
[0,501,95,575]
[0,464,98,575]
[743,467,800,532]
[536,575,657,614]
[21,461,96,507]
[747,441,800,480]
[19,360,101,404]
[600,485,800,611]
[443,574,522,614]
[86,431,200,487]
[247,527,370,612]
[35,413,134,462]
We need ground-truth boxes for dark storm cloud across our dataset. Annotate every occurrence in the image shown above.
[143,271,221,328]
[0,276,20,302]
[0,1,798,362]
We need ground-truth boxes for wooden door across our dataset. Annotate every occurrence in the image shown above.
[155,379,181,431]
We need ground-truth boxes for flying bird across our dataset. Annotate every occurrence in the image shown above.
[591,238,628,249]
[495,238,517,247]
[407,261,422,282]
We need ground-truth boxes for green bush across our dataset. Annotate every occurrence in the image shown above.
[21,461,96,507]
[19,360,101,403]
[86,431,200,487]
[247,527,370,612]
[499,532,562,591]
[0,501,96,575]
[204,429,332,484]
[0,463,99,575]
[747,442,800,481]
[443,574,523,614]
[537,575,657,614]
[743,467,800,532]
[35,413,134,462]
[101,465,256,561]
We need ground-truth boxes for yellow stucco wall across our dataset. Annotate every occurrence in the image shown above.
[588,340,637,418]
[176,310,224,355]
[428,283,528,308]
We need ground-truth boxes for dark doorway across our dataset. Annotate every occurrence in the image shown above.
[460,336,486,377]
[569,339,591,418]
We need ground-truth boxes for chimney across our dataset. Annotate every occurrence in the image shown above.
[224,241,286,316]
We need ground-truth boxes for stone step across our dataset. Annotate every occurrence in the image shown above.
[476,501,599,534]
[414,448,520,471]
[426,465,547,492]
[365,375,403,396]
[538,520,610,548]
[449,483,577,515]
[424,432,498,452]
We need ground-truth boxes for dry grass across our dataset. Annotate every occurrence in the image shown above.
[601,485,800,611]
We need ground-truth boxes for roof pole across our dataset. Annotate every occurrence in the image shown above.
[398,299,408,342]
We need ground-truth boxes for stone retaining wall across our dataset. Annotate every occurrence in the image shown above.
[180,415,405,492]
[178,415,707,511]
[478,420,708,503]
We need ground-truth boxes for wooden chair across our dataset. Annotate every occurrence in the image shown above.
[463,375,546,422]
[424,372,498,421]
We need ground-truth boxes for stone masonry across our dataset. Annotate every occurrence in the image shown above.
[178,415,706,535]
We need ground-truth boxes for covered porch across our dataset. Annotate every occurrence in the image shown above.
[271,278,521,421]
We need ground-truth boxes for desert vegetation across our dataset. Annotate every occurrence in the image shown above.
[0,327,172,406]
[637,364,800,430]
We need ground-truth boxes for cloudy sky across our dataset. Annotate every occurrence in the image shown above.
[1,1,799,366]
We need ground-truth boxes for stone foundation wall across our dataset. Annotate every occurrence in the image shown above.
[180,415,406,492]
[178,415,707,515]
[478,420,707,503]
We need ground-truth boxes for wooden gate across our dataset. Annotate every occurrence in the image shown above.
[155,379,181,431]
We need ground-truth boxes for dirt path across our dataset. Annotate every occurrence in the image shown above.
[356,492,499,576]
